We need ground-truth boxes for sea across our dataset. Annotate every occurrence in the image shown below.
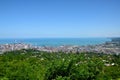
[0,38,111,47]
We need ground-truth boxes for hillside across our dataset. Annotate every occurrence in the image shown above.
[0,49,120,80]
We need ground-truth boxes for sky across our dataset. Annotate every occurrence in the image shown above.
[0,0,120,38]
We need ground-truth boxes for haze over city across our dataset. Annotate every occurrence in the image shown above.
[0,0,120,38]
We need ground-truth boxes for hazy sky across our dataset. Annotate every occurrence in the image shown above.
[0,0,120,38]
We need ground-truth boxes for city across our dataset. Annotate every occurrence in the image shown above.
[0,38,120,55]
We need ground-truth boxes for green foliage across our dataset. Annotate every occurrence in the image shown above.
[0,49,120,80]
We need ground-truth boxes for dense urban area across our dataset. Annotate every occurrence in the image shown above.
[0,38,120,80]
[0,38,120,55]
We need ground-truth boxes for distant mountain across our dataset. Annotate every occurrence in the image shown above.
[112,37,120,42]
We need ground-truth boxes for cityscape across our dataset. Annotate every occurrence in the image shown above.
[0,0,120,79]
[0,38,120,54]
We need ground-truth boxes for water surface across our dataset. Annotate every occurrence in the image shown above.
[0,38,111,46]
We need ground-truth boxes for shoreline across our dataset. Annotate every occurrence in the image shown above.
[0,38,120,54]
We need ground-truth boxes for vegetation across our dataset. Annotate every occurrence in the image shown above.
[0,49,120,80]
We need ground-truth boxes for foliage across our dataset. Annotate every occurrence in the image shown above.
[0,49,120,80]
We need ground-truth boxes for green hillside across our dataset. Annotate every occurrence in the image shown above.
[0,49,120,80]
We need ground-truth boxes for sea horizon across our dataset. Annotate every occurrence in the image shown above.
[0,37,112,47]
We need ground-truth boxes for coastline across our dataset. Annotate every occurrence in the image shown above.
[0,38,119,54]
